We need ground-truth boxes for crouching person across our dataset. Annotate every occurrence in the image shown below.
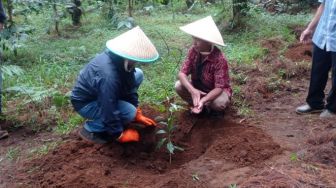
[175,16,232,116]
[71,27,159,144]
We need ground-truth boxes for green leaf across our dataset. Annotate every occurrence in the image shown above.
[174,145,184,151]
[156,129,167,134]
[167,141,175,154]
[156,138,167,149]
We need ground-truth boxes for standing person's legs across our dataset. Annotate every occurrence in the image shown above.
[325,51,336,113]
[306,45,332,109]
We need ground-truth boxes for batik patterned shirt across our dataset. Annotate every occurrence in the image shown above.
[181,46,232,97]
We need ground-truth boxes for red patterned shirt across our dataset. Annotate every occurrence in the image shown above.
[180,46,232,97]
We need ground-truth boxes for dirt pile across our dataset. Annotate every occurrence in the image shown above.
[284,43,312,62]
[13,112,282,187]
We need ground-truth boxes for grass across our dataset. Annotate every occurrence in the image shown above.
[54,113,84,134]
[1,2,312,133]
[28,142,60,157]
[6,147,21,161]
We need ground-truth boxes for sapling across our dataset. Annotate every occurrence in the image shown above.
[156,103,184,164]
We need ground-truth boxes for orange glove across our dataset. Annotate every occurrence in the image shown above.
[134,108,157,126]
[117,129,140,143]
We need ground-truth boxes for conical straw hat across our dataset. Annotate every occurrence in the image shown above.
[106,26,159,63]
[180,16,225,46]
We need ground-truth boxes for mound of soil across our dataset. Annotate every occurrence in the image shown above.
[12,111,282,187]
[285,43,312,62]
[261,38,285,64]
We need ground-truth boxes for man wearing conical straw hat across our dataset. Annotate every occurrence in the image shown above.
[71,26,159,144]
[176,16,232,115]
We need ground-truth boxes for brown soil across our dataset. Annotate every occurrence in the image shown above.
[285,42,313,62]
[7,112,281,188]
[1,28,336,187]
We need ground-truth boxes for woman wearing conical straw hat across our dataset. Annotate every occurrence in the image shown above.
[175,16,232,116]
[71,26,159,144]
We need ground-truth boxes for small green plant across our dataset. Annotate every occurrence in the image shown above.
[229,184,238,188]
[290,152,298,161]
[54,113,83,134]
[29,142,59,157]
[156,103,184,164]
[6,147,20,161]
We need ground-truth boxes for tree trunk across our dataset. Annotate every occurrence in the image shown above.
[53,2,60,36]
[128,0,133,17]
[6,0,13,26]
[232,0,248,26]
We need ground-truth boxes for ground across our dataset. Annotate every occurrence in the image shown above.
[1,39,336,187]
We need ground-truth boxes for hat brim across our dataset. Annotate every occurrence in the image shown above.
[107,46,160,63]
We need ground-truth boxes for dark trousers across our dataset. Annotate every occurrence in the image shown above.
[306,44,336,113]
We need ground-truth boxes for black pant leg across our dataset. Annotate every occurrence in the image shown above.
[306,44,332,109]
[326,51,336,113]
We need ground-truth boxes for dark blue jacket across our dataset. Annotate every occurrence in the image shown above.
[0,1,6,23]
[71,50,138,135]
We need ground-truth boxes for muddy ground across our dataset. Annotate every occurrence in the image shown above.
[1,39,336,188]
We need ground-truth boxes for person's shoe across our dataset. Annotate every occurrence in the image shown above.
[296,104,323,114]
[319,110,336,119]
[0,130,9,140]
[78,128,112,144]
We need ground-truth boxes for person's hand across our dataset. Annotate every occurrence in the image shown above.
[190,88,206,108]
[134,108,157,126]
[190,98,205,114]
[117,129,139,143]
[300,28,313,44]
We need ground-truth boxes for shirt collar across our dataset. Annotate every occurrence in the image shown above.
[192,46,219,63]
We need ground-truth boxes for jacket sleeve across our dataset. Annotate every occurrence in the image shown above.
[0,1,6,23]
[96,71,124,137]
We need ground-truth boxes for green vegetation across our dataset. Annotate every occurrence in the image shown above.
[156,103,184,164]
[29,141,59,157]
[1,1,312,136]
[6,147,20,161]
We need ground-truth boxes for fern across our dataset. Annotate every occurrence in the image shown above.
[5,86,57,104]
[1,65,24,80]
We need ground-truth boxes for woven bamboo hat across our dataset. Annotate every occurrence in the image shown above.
[180,16,225,46]
[106,26,159,63]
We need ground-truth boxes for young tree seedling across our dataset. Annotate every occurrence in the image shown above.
[156,103,184,164]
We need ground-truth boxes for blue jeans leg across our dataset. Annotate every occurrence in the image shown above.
[78,100,136,133]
